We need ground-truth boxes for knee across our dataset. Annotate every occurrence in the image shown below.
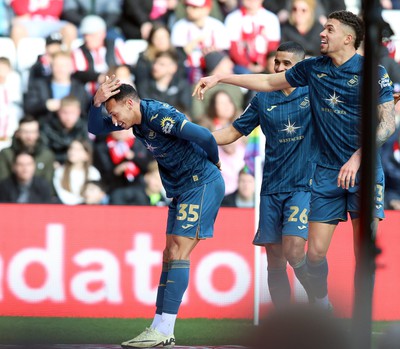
[282,240,306,266]
[307,249,327,264]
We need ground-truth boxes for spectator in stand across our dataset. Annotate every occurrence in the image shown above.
[221,166,255,207]
[110,160,170,206]
[107,64,135,86]
[41,95,89,165]
[205,89,246,195]
[171,0,230,85]
[224,0,281,74]
[206,89,239,129]
[71,15,131,97]
[0,115,55,184]
[93,128,153,193]
[9,0,77,48]
[118,0,153,40]
[0,0,13,37]
[174,0,236,22]
[136,50,193,113]
[280,0,324,57]
[381,21,398,66]
[53,139,101,205]
[380,0,400,9]
[28,33,63,86]
[218,139,246,194]
[24,51,89,121]
[82,179,110,205]
[0,150,53,203]
[0,56,23,150]
[135,22,187,85]
[191,50,245,121]
[61,0,122,39]
[263,0,346,25]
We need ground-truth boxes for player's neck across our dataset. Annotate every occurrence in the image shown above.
[330,49,357,67]
[282,87,296,95]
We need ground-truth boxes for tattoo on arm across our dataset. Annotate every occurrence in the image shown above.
[376,101,396,148]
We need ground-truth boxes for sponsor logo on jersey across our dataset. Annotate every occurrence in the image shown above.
[317,73,327,78]
[160,117,175,134]
[325,91,344,107]
[267,105,277,111]
[144,140,158,153]
[280,119,301,135]
[378,73,392,89]
[150,113,158,122]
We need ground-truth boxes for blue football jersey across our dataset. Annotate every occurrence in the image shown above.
[233,87,316,195]
[285,54,394,169]
[132,99,221,197]
[89,99,221,198]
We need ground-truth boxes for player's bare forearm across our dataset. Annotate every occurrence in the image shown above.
[212,125,243,145]
[377,101,396,148]
[193,72,290,100]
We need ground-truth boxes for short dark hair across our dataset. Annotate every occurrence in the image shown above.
[106,83,140,103]
[19,114,38,126]
[328,10,364,50]
[13,150,35,163]
[277,41,306,60]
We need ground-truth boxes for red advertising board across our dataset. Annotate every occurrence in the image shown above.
[0,204,399,320]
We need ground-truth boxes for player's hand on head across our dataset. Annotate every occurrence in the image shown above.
[192,75,219,100]
[93,74,121,107]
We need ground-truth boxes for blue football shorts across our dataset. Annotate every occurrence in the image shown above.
[309,165,385,224]
[253,191,311,245]
[166,175,225,239]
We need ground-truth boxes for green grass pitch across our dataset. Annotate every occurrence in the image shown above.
[0,317,398,348]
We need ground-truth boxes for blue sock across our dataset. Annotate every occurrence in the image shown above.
[292,256,314,303]
[162,260,190,314]
[306,256,329,299]
[155,262,169,315]
[267,267,291,307]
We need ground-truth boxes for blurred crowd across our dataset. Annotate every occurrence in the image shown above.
[0,0,399,208]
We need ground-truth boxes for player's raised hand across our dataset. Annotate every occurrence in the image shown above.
[93,75,121,107]
[394,92,400,105]
[192,75,220,100]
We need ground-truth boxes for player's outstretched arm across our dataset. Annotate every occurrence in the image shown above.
[377,100,396,148]
[192,72,290,100]
[213,124,243,145]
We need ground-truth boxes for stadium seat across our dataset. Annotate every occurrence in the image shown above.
[0,37,17,69]
[123,39,148,66]
[16,37,46,92]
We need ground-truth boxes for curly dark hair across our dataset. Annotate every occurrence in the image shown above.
[328,11,364,50]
